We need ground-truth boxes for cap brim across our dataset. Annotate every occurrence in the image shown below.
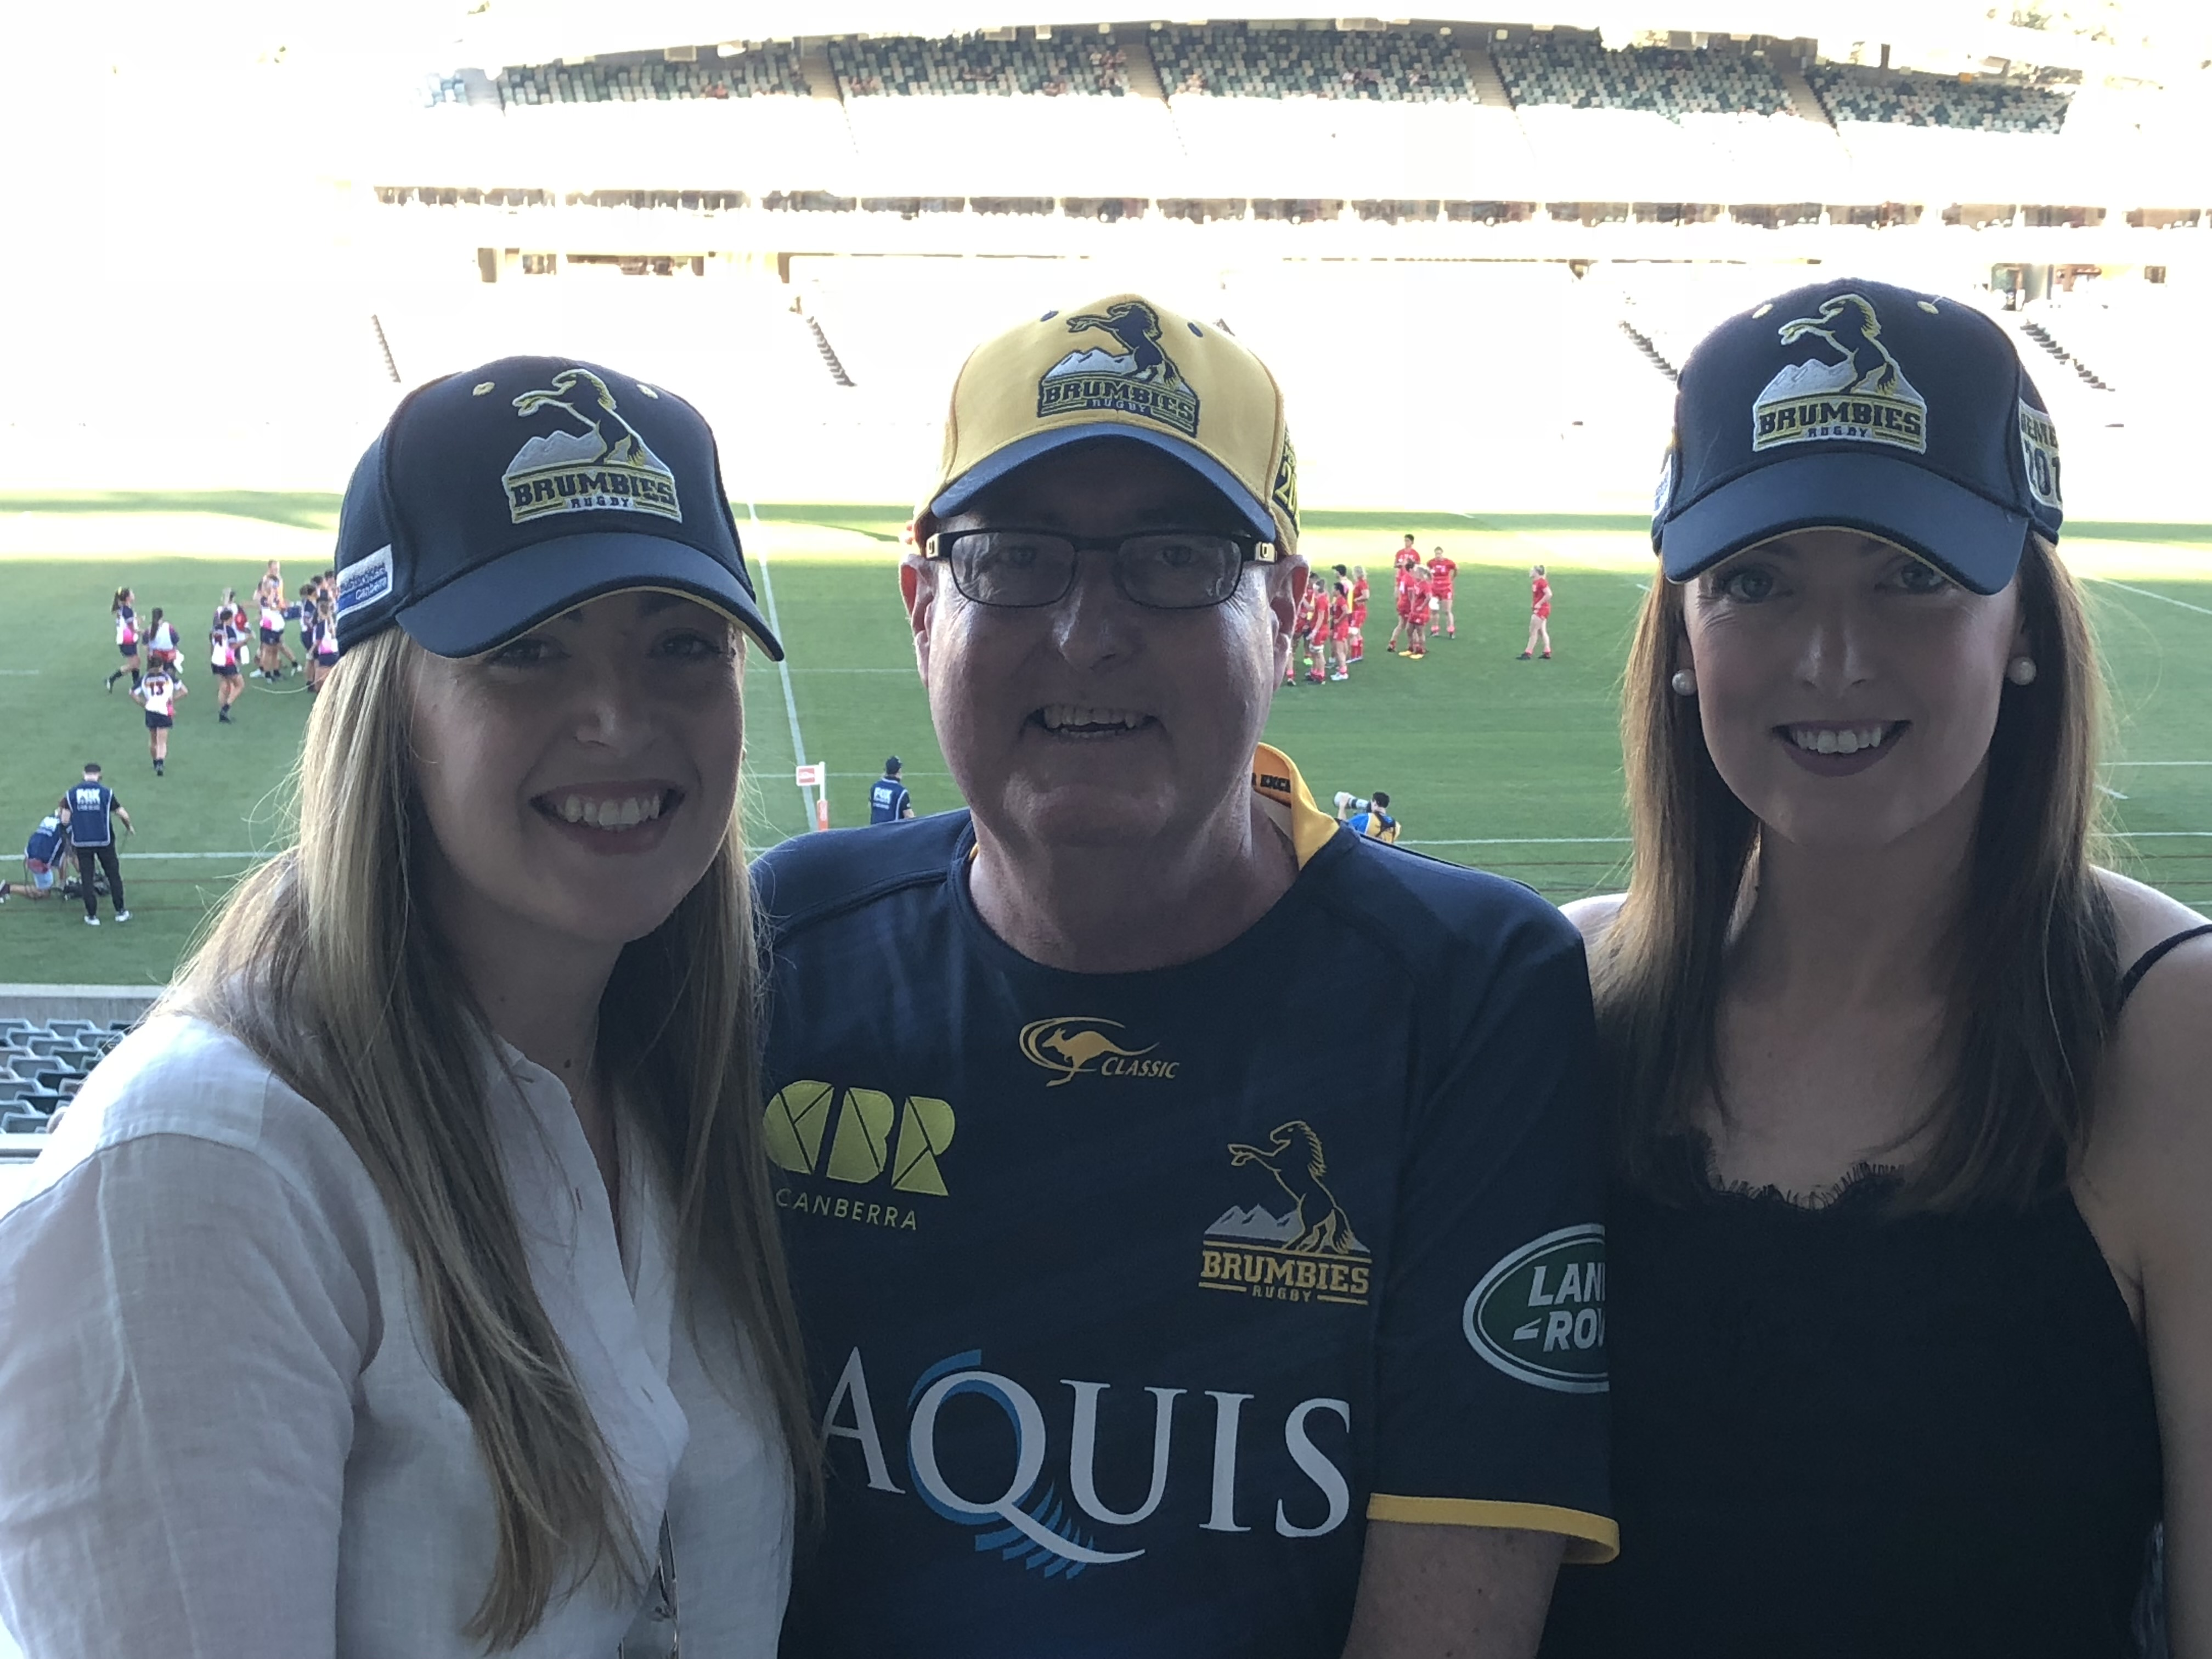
[1660,451,2029,596]
[395,532,783,660]
[929,422,1277,543]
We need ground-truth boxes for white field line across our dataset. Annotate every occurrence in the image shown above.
[0,670,39,676]
[746,500,817,828]
[2106,760,2212,766]
[2097,578,2212,617]
[2097,785,2129,800]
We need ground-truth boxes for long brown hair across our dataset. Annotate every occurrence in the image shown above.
[173,627,817,1646]
[1589,534,2117,1210]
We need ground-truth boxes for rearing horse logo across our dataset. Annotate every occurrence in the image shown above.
[512,368,663,467]
[1751,291,1928,455]
[1018,1017,1159,1087]
[1036,299,1203,437]
[501,366,682,523]
[1227,1120,1367,1256]
[1774,294,1917,398]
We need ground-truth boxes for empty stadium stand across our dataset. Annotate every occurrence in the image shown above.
[1493,35,1790,117]
[0,1019,125,1137]
[1809,64,2072,135]
[475,44,809,107]
[1154,24,1473,101]
[830,31,1130,97]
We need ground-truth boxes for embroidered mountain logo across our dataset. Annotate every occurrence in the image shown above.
[1037,302,1200,437]
[1199,1120,1371,1307]
[1017,1017,1177,1086]
[1751,292,1927,455]
[503,368,682,524]
[1462,1223,1608,1393]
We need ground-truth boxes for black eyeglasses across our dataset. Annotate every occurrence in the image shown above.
[923,528,1277,611]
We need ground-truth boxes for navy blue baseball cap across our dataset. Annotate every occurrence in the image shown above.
[333,356,781,659]
[1652,279,2063,595]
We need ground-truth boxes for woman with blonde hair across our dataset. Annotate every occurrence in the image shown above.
[1542,282,2210,1658]
[0,357,814,1657]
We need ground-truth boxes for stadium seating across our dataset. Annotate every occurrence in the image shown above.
[0,1018,126,1136]
[1153,24,1474,102]
[487,46,808,107]
[1809,65,2070,134]
[828,33,1130,97]
[1494,36,1791,118]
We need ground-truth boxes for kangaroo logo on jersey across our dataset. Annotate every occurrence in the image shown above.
[1463,1223,1608,1393]
[1752,293,1927,455]
[503,368,682,523]
[1200,1120,1372,1307]
[1037,302,1201,437]
[1018,1017,1177,1086]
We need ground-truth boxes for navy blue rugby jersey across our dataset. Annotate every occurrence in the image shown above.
[755,748,1612,1659]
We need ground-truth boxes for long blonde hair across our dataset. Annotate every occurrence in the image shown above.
[1589,535,2117,1211]
[174,627,816,1645]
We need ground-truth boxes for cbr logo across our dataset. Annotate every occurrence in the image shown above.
[820,1347,1353,1579]
[1018,1017,1180,1086]
[765,1081,954,1229]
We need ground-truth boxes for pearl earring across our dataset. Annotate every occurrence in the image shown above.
[1669,669,1697,697]
[2006,657,2038,686]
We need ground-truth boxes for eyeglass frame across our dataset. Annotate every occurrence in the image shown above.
[920,527,1279,611]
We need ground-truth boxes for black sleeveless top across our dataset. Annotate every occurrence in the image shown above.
[1541,924,2211,1659]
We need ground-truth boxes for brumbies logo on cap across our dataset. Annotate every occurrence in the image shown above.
[1036,301,1201,437]
[501,368,682,524]
[1751,292,1927,456]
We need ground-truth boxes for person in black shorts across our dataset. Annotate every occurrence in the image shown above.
[757,294,1611,1659]
[1544,278,2212,1658]
[61,763,132,926]
[105,588,140,693]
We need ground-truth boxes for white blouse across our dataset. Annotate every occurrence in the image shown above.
[0,1013,792,1658]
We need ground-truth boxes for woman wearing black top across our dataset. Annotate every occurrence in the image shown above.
[1543,279,2210,1659]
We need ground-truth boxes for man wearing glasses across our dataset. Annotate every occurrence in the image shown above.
[754,295,1611,1658]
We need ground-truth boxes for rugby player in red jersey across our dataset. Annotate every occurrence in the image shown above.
[1404,566,1433,659]
[1327,579,1352,681]
[1301,582,1330,684]
[1519,564,1553,660]
[1348,567,1370,661]
[1386,558,1418,653]
[1427,548,1458,639]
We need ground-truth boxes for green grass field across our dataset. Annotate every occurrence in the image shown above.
[2,494,2208,987]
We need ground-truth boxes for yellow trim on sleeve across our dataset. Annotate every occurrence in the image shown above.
[1364,1496,1620,1564]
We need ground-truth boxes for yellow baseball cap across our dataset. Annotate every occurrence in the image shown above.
[922,294,1300,555]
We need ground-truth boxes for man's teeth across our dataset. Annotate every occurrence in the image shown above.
[1788,724,1892,756]
[553,792,666,830]
[1040,703,1147,732]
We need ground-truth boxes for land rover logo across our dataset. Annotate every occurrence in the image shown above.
[1462,1223,1607,1394]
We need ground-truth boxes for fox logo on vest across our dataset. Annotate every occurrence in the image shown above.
[502,368,682,524]
[1751,292,1928,455]
[1037,301,1201,437]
